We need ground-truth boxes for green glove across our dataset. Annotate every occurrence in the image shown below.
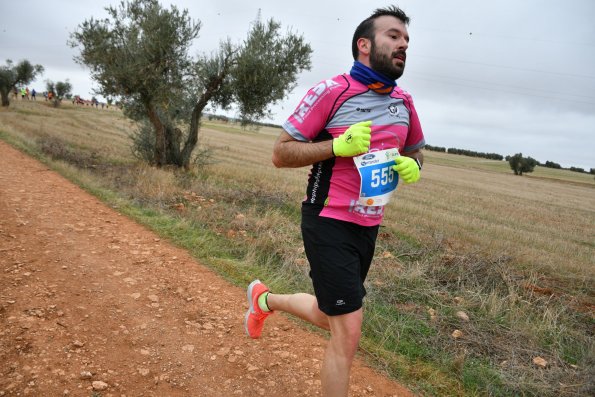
[332,121,372,157]
[392,156,421,184]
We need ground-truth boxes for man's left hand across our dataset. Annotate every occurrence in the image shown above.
[392,156,421,184]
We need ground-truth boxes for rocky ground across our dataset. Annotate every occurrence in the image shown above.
[0,140,414,397]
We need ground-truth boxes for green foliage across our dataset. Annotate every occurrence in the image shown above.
[424,144,447,152]
[129,120,156,162]
[543,160,561,169]
[506,152,539,175]
[70,0,199,105]
[0,59,44,106]
[46,79,73,107]
[231,19,312,124]
[447,147,504,161]
[568,166,586,173]
[70,0,312,168]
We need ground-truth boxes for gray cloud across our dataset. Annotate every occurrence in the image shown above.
[1,0,593,169]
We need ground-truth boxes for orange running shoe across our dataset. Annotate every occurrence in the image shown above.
[244,279,273,339]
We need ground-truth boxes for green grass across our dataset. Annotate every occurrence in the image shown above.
[365,304,436,359]
[460,358,506,396]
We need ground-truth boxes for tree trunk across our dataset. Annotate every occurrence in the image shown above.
[180,71,228,169]
[165,125,183,167]
[180,104,203,169]
[1,89,10,107]
[147,106,167,167]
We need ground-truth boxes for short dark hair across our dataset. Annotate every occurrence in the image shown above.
[351,6,410,60]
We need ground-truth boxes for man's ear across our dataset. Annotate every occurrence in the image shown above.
[357,38,371,56]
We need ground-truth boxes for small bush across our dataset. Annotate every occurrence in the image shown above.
[130,121,155,164]
[37,135,99,169]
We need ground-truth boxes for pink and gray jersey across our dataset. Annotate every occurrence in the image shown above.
[283,73,425,226]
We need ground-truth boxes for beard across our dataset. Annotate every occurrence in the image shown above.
[369,41,405,81]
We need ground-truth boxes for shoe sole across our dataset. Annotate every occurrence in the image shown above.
[246,279,261,314]
[244,279,261,337]
[243,310,251,336]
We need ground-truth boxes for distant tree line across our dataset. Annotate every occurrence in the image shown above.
[425,144,592,176]
[257,121,283,129]
[447,148,504,161]
[424,144,503,160]
[423,144,446,153]
[207,114,231,123]
[206,113,282,129]
[542,160,561,169]
[542,160,592,174]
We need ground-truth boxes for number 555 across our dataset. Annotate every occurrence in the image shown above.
[370,166,394,187]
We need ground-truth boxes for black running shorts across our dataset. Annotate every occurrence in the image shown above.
[301,206,379,316]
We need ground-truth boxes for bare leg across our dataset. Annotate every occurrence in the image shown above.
[268,292,362,397]
[267,293,330,330]
[321,309,363,397]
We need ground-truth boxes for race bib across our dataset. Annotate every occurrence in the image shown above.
[353,148,400,206]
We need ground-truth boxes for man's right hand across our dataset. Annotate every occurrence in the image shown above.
[332,121,372,157]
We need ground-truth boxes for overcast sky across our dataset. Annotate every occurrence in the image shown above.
[1,0,594,169]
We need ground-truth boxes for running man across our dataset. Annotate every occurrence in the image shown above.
[244,6,425,397]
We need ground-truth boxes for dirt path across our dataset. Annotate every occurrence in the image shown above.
[0,141,414,397]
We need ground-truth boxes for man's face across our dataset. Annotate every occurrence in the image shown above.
[368,16,409,80]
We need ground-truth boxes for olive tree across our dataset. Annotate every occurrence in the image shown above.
[506,153,539,176]
[0,59,44,106]
[69,0,312,168]
[46,80,73,107]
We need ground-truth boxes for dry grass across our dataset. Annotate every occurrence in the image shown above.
[1,99,593,396]
[1,98,134,162]
[388,161,594,283]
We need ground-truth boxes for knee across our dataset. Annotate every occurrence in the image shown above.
[345,326,362,348]
[333,326,362,358]
[328,309,364,358]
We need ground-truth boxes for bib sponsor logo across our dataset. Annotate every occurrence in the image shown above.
[348,199,384,216]
[360,159,380,167]
[294,80,339,123]
[360,153,379,167]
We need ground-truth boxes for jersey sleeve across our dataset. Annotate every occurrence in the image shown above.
[402,93,426,153]
[282,78,344,142]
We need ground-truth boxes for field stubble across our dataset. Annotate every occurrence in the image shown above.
[1,99,593,396]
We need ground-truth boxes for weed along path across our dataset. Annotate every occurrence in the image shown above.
[0,140,413,396]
